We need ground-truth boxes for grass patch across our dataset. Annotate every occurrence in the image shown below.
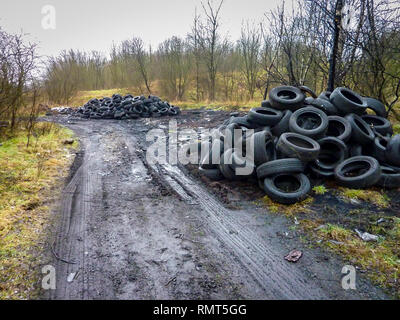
[313,185,328,195]
[302,220,400,297]
[393,123,400,135]
[338,187,390,208]
[172,100,260,112]
[260,196,314,216]
[0,122,77,299]
[67,88,134,107]
[65,88,261,112]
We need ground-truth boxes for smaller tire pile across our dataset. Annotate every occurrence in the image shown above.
[74,94,181,119]
[197,86,400,204]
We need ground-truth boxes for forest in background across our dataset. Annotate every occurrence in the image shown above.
[1,0,400,134]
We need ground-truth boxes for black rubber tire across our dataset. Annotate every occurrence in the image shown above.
[298,85,317,98]
[200,139,224,170]
[345,113,375,145]
[384,163,400,172]
[219,149,246,180]
[372,136,389,163]
[326,116,352,142]
[304,97,314,105]
[349,144,363,157]
[261,100,272,108]
[230,150,255,176]
[184,140,202,162]
[314,137,348,170]
[169,107,180,115]
[269,86,305,111]
[198,141,212,167]
[228,116,259,129]
[308,163,335,178]
[361,115,393,136]
[376,166,400,189]
[223,123,242,147]
[334,156,381,188]
[319,91,332,101]
[385,134,400,167]
[364,97,387,118]
[199,167,224,181]
[253,130,276,166]
[310,98,338,116]
[256,158,305,180]
[276,132,320,162]
[247,107,283,126]
[330,87,368,115]
[271,110,292,136]
[262,173,311,204]
[213,125,228,142]
[289,106,329,139]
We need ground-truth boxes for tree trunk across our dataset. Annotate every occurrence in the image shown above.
[327,0,343,92]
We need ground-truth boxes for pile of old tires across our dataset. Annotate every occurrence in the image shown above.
[198,86,400,204]
[74,94,181,119]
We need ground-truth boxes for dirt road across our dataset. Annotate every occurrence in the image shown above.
[43,111,388,300]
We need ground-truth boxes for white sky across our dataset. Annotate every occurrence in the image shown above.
[0,0,283,58]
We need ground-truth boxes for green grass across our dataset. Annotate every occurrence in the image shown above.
[338,187,390,208]
[0,123,78,299]
[313,185,328,195]
[393,123,400,135]
[303,221,400,297]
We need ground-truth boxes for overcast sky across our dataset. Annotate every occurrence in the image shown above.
[0,0,283,58]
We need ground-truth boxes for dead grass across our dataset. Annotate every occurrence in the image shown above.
[64,88,261,112]
[0,122,78,299]
[67,88,134,107]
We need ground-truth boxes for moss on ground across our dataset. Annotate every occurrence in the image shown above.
[258,183,399,297]
[337,187,390,208]
[0,123,77,299]
[302,220,400,297]
[260,196,314,216]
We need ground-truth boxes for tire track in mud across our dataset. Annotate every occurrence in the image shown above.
[50,131,103,299]
[145,155,328,299]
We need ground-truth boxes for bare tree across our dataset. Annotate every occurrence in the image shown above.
[196,0,226,101]
[157,37,192,100]
[0,28,38,130]
[238,22,261,100]
[125,37,152,94]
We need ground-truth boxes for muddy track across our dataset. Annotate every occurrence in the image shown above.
[147,160,327,299]
[43,115,388,300]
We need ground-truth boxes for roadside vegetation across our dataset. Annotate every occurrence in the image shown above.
[0,26,78,299]
[260,182,399,297]
[0,123,77,299]
[304,220,400,298]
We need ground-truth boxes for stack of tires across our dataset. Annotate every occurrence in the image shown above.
[198,86,400,204]
[75,94,181,119]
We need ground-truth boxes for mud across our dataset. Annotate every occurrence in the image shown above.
[41,109,391,300]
